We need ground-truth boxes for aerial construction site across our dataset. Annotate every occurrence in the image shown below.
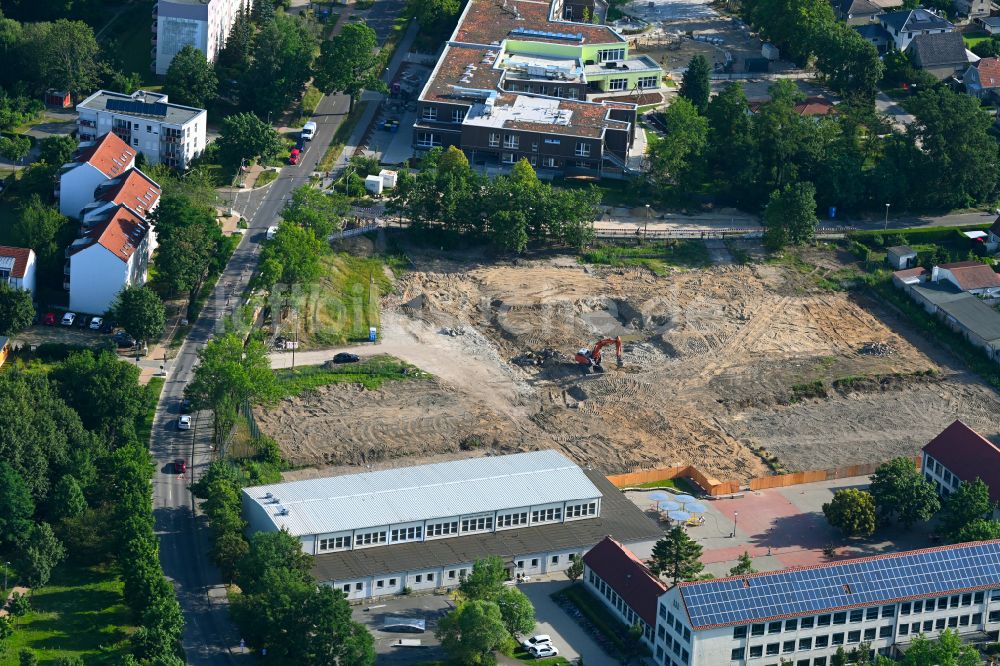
[257,241,1000,483]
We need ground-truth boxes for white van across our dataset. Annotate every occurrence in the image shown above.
[266,225,279,240]
[301,121,317,141]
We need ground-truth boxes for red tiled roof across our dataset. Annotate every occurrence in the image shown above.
[923,420,1000,503]
[976,57,1000,87]
[75,132,136,179]
[0,246,33,278]
[74,205,148,263]
[98,168,161,219]
[938,261,1000,291]
[583,536,667,627]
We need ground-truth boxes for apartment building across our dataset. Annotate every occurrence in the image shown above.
[414,0,663,177]
[58,133,137,220]
[0,247,36,296]
[654,540,1000,666]
[923,420,1000,515]
[77,90,207,169]
[153,0,253,75]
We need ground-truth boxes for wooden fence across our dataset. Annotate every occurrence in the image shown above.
[607,456,922,497]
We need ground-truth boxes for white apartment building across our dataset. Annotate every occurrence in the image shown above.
[653,540,1000,666]
[77,90,207,170]
[0,247,36,296]
[242,450,663,601]
[154,0,253,75]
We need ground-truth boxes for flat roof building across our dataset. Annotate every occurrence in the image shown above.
[243,451,662,601]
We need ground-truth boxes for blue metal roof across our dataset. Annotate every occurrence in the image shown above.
[679,541,1000,629]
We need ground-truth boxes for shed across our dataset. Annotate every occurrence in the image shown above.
[44,89,71,108]
[379,169,398,189]
[365,174,384,195]
[761,43,779,60]
[886,245,917,269]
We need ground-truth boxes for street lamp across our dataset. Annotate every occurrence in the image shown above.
[731,511,739,538]
[645,203,651,238]
[883,203,891,231]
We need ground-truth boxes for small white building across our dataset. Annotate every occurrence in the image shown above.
[58,133,136,220]
[886,245,917,270]
[154,0,254,75]
[77,90,207,170]
[67,205,152,314]
[0,246,36,296]
[931,260,1000,297]
[364,174,384,195]
[242,450,662,601]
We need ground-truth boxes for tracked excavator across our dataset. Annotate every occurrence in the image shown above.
[574,336,622,373]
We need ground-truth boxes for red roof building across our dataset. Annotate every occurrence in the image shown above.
[932,261,1000,294]
[583,536,666,645]
[922,420,1000,503]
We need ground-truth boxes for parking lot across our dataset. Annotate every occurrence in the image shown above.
[351,593,452,665]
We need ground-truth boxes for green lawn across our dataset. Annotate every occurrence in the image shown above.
[580,240,712,274]
[512,648,572,664]
[137,376,165,445]
[627,476,701,494]
[318,101,370,173]
[274,355,427,396]
[254,169,278,188]
[964,34,991,48]
[0,564,133,665]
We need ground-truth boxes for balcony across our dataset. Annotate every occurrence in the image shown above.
[151,34,157,44]
[63,261,71,276]
[79,118,95,128]
[152,3,157,16]
[151,21,157,33]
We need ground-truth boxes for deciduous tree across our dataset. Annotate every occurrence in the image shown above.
[241,14,316,117]
[460,556,508,602]
[900,629,979,665]
[940,479,993,541]
[38,134,76,166]
[648,97,707,192]
[51,349,146,444]
[259,223,324,287]
[763,181,818,250]
[48,475,86,522]
[823,488,876,537]
[566,557,584,582]
[869,457,940,528]
[13,195,67,262]
[0,282,34,335]
[165,45,219,109]
[314,23,383,111]
[437,599,512,664]
[0,462,34,546]
[16,521,66,587]
[282,185,348,240]
[496,587,535,636]
[0,134,30,161]
[216,112,283,170]
[36,20,100,96]
[113,285,166,346]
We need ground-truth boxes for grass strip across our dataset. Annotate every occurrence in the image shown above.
[274,355,427,396]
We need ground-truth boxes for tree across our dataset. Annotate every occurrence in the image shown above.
[113,285,166,345]
[38,134,76,166]
[705,82,756,203]
[940,479,994,541]
[16,521,66,587]
[831,646,848,666]
[649,527,704,583]
[51,349,145,446]
[48,474,86,522]
[314,23,383,111]
[728,551,756,576]
[460,556,507,602]
[495,587,535,637]
[900,629,979,666]
[258,223,324,287]
[282,185,348,240]
[8,591,30,621]
[13,195,67,262]
[566,557,584,582]
[212,531,249,582]
[216,3,254,86]
[763,181,818,251]
[869,457,940,528]
[165,45,218,108]
[0,462,34,546]
[216,112,283,170]
[0,134,31,161]
[36,20,100,96]
[0,282,34,335]
[648,97,708,192]
[407,0,461,34]
[437,600,512,665]
[951,518,1000,543]
[150,194,226,308]
[18,649,38,666]
[679,54,711,114]
[823,488,876,537]
[240,14,316,117]
[813,28,883,101]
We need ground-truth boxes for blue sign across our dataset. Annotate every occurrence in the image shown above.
[369,327,377,342]
[828,206,837,219]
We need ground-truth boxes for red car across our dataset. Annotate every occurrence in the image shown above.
[174,458,187,474]
[42,312,57,326]
[288,148,300,165]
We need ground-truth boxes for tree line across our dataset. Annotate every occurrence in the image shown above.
[389,147,602,253]
[655,76,998,249]
[0,351,183,664]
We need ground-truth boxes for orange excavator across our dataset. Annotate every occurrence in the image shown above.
[575,336,622,373]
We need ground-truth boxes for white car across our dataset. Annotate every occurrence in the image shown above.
[529,644,559,658]
[89,316,103,330]
[301,121,317,141]
[266,225,279,240]
[522,635,552,650]
[61,312,76,326]
[178,415,192,430]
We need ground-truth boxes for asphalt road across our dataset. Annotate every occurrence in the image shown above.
[150,92,351,665]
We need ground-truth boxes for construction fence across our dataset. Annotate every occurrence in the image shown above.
[608,455,922,496]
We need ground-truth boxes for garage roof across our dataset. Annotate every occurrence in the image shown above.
[243,450,603,537]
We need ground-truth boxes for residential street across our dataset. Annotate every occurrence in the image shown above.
[875,90,915,131]
[151,91,351,665]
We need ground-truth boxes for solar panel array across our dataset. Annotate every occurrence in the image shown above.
[509,27,584,42]
[680,541,1000,629]
[105,99,169,117]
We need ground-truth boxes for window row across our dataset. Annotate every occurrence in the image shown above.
[900,592,983,614]
[566,502,597,518]
[735,626,894,659]
[318,535,351,551]
[899,613,983,636]
[356,530,387,546]
[390,526,422,543]
[461,516,494,533]
[660,607,691,643]
[655,634,689,665]
[735,606,896,639]
[426,520,458,537]
[591,572,644,630]
[497,511,528,528]
[532,507,562,523]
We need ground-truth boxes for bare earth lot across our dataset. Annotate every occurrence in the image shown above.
[256,247,1000,483]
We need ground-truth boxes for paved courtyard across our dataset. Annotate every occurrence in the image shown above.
[626,476,938,577]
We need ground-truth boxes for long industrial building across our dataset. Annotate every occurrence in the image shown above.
[242,450,662,600]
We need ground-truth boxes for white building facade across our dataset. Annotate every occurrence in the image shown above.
[651,540,1000,666]
[58,133,136,220]
[154,0,253,75]
[0,247,36,296]
[77,90,207,169]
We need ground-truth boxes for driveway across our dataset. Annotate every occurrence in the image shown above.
[876,91,915,131]
[519,580,617,666]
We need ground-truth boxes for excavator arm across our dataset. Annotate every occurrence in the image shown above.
[589,336,623,367]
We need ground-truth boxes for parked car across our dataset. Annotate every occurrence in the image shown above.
[114,331,136,348]
[100,319,115,333]
[89,316,103,330]
[74,314,89,328]
[332,352,360,364]
[179,398,192,414]
[178,415,192,430]
[288,148,300,165]
[61,312,76,326]
[174,458,187,473]
[529,645,559,658]
[266,225,279,240]
[295,137,306,151]
[301,121,317,141]
[522,635,552,650]
[42,312,57,326]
